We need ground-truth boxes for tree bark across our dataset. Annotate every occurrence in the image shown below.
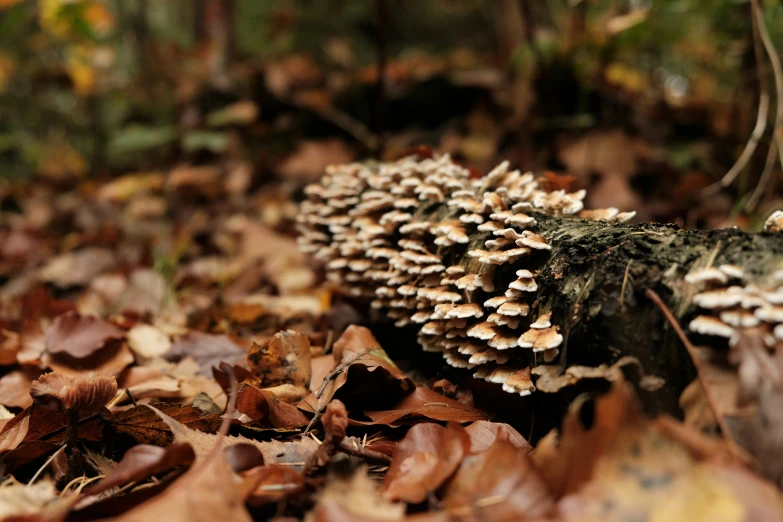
[519,214,782,413]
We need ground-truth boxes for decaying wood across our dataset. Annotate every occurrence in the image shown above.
[297,154,783,415]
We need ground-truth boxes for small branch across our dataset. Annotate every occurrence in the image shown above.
[375,0,389,157]
[752,0,783,177]
[645,289,737,448]
[703,3,769,194]
[338,440,391,465]
[304,351,366,435]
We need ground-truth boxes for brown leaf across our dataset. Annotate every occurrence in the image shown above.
[532,380,637,496]
[107,402,221,446]
[44,342,135,377]
[84,443,196,496]
[556,425,783,522]
[441,432,555,521]
[44,311,125,359]
[464,421,532,454]
[300,326,414,415]
[144,403,318,469]
[243,465,305,507]
[38,247,116,288]
[315,467,405,521]
[245,330,311,389]
[166,331,246,376]
[361,387,489,426]
[383,422,470,503]
[0,371,33,409]
[236,384,309,429]
[111,441,253,522]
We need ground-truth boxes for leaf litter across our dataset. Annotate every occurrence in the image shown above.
[0,154,780,521]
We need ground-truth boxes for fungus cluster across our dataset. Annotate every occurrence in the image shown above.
[687,264,783,349]
[298,154,635,396]
[298,154,783,397]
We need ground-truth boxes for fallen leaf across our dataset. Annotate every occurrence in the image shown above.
[464,420,532,454]
[0,371,33,409]
[383,422,470,503]
[127,323,172,359]
[111,440,253,522]
[84,443,196,495]
[441,431,555,521]
[532,381,637,496]
[361,386,489,426]
[144,403,317,468]
[245,330,311,390]
[243,465,305,507]
[166,331,246,376]
[236,384,309,429]
[44,311,125,359]
[38,247,116,288]
[107,402,221,446]
[315,467,405,521]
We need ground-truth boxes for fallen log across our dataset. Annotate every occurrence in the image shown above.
[297,153,783,414]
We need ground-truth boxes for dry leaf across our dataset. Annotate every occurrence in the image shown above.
[166,332,246,376]
[246,330,311,390]
[38,248,116,288]
[85,443,196,495]
[362,386,489,426]
[236,384,309,428]
[127,324,172,359]
[464,420,532,454]
[441,431,554,521]
[383,422,470,503]
[44,311,125,359]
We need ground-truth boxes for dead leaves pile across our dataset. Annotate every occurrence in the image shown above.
[0,322,777,521]
[0,174,780,520]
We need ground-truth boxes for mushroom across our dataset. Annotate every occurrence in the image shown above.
[31,372,117,480]
[684,267,728,285]
[688,315,734,338]
[518,326,563,351]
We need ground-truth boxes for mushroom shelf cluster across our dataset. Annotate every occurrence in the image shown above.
[297,154,783,397]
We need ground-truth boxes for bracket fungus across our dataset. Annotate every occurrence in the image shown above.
[298,154,783,401]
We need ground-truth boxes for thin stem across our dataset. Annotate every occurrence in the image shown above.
[645,289,737,448]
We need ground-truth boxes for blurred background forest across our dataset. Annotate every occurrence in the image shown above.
[1,0,782,229]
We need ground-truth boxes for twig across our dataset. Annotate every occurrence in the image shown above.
[747,138,778,210]
[645,289,736,447]
[125,388,138,407]
[27,445,66,487]
[337,440,391,465]
[752,0,783,179]
[304,351,366,435]
[703,3,769,195]
[376,0,388,157]
[619,260,632,310]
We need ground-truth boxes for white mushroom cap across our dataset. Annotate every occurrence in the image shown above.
[775,324,783,341]
[688,315,734,338]
[764,210,783,232]
[477,221,504,232]
[487,313,520,329]
[719,310,760,328]
[485,238,513,249]
[445,265,466,275]
[470,349,510,365]
[457,342,482,356]
[460,213,484,224]
[755,306,783,323]
[693,287,744,309]
[484,296,508,308]
[718,264,744,280]
[467,322,498,340]
[509,277,538,292]
[515,231,551,251]
[444,304,484,319]
[497,302,530,317]
[518,326,563,350]
[531,312,552,329]
[502,369,535,396]
[421,322,446,335]
[489,333,522,350]
[684,267,728,285]
[486,367,516,384]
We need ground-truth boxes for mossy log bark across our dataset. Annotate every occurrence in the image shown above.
[487,214,783,414]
